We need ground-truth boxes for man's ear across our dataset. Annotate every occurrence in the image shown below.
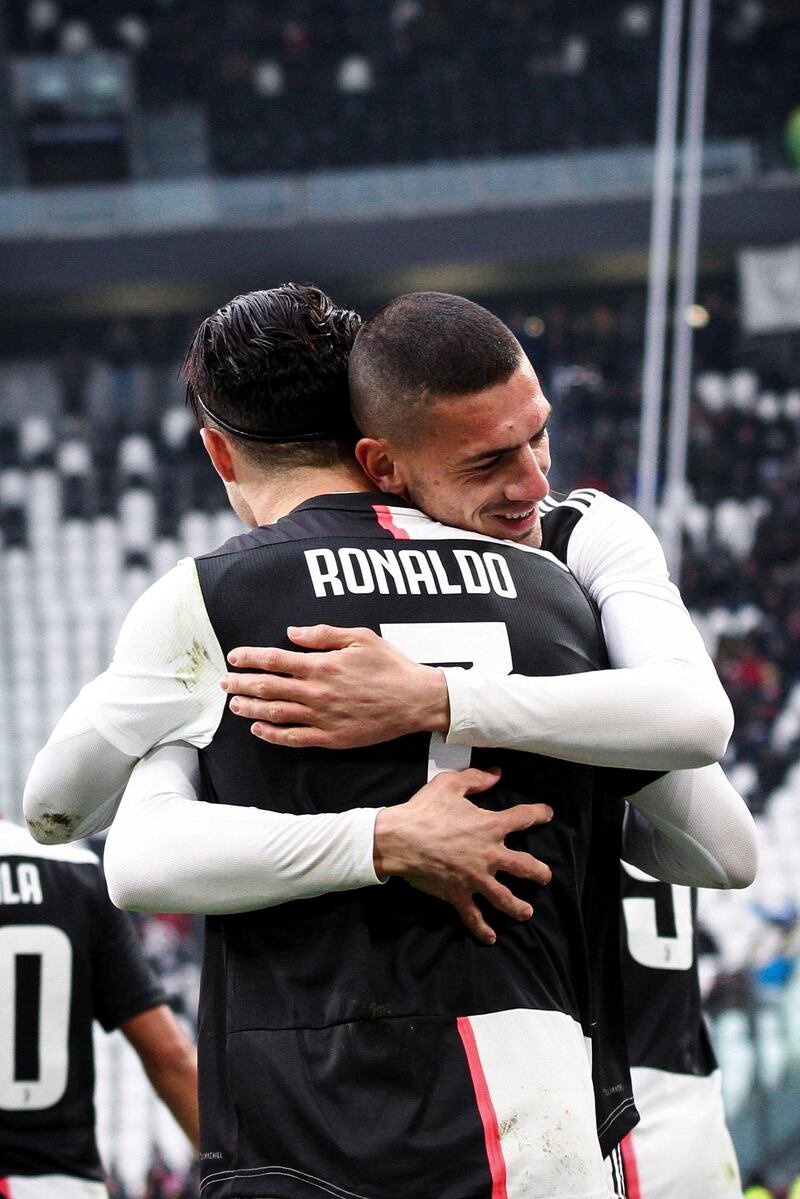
[355,437,409,496]
[200,427,238,483]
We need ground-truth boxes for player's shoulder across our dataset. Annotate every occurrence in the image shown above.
[124,555,200,616]
[540,488,606,563]
[541,488,658,561]
[541,487,632,525]
[1,819,99,868]
[195,524,289,563]
[111,555,209,653]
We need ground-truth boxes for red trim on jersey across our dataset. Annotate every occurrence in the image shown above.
[456,1016,509,1199]
[621,1133,642,1199]
[0,1178,11,1199]
[373,504,410,540]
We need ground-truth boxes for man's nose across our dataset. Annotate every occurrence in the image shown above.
[504,448,550,501]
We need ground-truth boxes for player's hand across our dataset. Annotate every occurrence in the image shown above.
[222,625,450,748]
[374,767,553,946]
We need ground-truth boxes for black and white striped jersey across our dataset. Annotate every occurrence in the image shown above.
[0,820,165,1181]
[189,490,632,1199]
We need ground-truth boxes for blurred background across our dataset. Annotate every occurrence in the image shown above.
[0,1,799,1195]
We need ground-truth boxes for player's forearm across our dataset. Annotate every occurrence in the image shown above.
[147,1052,201,1152]
[24,706,137,843]
[443,659,733,770]
[621,764,758,888]
[121,1006,200,1150]
[462,501,731,770]
[104,744,381,914]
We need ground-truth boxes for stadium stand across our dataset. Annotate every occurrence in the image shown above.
[6,0,800,178]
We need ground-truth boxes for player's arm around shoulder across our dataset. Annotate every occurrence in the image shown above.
[24,558,226,844]
[564,490,734,763]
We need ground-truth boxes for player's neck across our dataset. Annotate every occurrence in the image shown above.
[244,461,373,527]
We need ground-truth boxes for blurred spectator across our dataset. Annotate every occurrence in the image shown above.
[58,339,90,424]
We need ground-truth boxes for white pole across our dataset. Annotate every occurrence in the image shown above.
[661,0,712,581]
[637,0,685,526]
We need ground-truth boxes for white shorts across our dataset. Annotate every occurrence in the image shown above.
[1,1177,108,1199]
[621,1067,742,1199]
[230,1008,609,1199]
[461,1008,610,1198]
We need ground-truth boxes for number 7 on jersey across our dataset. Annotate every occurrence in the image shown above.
[380,622,513,779]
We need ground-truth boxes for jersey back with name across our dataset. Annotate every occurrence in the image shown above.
[0,821,165,1181]
[193,491,618,1199]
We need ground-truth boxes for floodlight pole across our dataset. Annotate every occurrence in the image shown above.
[636,0,684,527]
[661,0,712,582]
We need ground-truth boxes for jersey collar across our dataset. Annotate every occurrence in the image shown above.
[288,491,416,515]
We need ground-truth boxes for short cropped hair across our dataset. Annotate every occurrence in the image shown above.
[349,292,522,442]
[183,283,362,468]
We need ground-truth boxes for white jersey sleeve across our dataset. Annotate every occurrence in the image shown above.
[443,491,734,770]
[24,558,227,843]
[104,744,382,914]
[621,763,758,889]
[76,557,226,755]
[25,555,384,908]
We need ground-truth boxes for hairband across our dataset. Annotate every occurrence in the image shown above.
[195,394,338,443]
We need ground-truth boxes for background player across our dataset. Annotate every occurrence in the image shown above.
[0,816,199,1199]
[617,871,742,1199]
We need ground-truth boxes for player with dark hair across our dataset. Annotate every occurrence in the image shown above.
[0,817,199,1199]
[183,283,362,472]
[210,292,749,1199]
[24,287,754,1199]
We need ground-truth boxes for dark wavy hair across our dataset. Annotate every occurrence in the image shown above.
[183,283,362,467]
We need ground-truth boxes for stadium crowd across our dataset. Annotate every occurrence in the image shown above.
[7,0,800,175]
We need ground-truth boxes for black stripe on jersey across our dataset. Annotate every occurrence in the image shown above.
[540,503,584,567]
[198,492,406,562]
[14,955,41,1080]
[540,488,602,517]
